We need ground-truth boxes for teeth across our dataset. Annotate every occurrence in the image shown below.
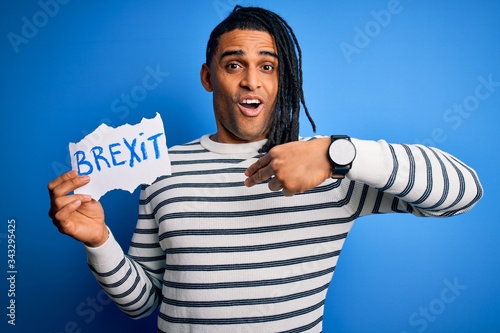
[242,99,260,104]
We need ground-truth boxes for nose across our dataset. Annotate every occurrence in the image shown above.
[240,68,262,90]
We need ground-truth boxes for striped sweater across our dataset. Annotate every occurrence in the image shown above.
[85,135,482,332]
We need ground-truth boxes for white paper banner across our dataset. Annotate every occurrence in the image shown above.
[69,112,171,200]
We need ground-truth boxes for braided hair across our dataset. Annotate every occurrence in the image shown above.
[205,5,316,153]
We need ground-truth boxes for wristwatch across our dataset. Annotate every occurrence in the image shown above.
[327,135,356,178]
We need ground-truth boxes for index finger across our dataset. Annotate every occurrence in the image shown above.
[244,154,274,187]
[48,170,78,192]
[245,154,272,177]
[48,170,89,199]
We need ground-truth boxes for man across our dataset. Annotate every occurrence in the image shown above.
[48,6,482,333]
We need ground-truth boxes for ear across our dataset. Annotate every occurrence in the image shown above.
[200,63,213,92]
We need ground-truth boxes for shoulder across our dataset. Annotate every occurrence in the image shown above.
[167,137,208,160]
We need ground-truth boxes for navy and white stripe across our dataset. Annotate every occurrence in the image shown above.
[86,135,482,332]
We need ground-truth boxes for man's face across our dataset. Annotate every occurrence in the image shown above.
[201,29,279,144]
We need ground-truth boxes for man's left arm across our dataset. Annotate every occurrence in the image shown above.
[245,137,483,216]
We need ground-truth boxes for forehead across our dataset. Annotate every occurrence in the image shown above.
[216,29,277,55]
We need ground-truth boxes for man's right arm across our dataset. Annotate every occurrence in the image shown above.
[84,227,163,319]
[48,171,162,319]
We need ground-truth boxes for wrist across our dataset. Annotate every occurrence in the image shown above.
[84,227,110,248]
[327,135,356,178]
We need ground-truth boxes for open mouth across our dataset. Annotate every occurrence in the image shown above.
[241,98,261,109]
[238,98,263,116]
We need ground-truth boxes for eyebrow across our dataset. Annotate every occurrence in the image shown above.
[219,49,278,62]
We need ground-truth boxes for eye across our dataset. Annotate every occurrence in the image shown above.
[261,64,275,72]
[226,63,242,71]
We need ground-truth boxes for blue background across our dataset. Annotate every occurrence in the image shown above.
[1,0,499,332]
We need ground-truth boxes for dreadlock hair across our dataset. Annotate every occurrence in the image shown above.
[205,5,316,153]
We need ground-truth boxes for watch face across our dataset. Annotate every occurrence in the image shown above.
[329,139,356,165]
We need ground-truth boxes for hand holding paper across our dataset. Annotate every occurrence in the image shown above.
[47,171,108,247]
